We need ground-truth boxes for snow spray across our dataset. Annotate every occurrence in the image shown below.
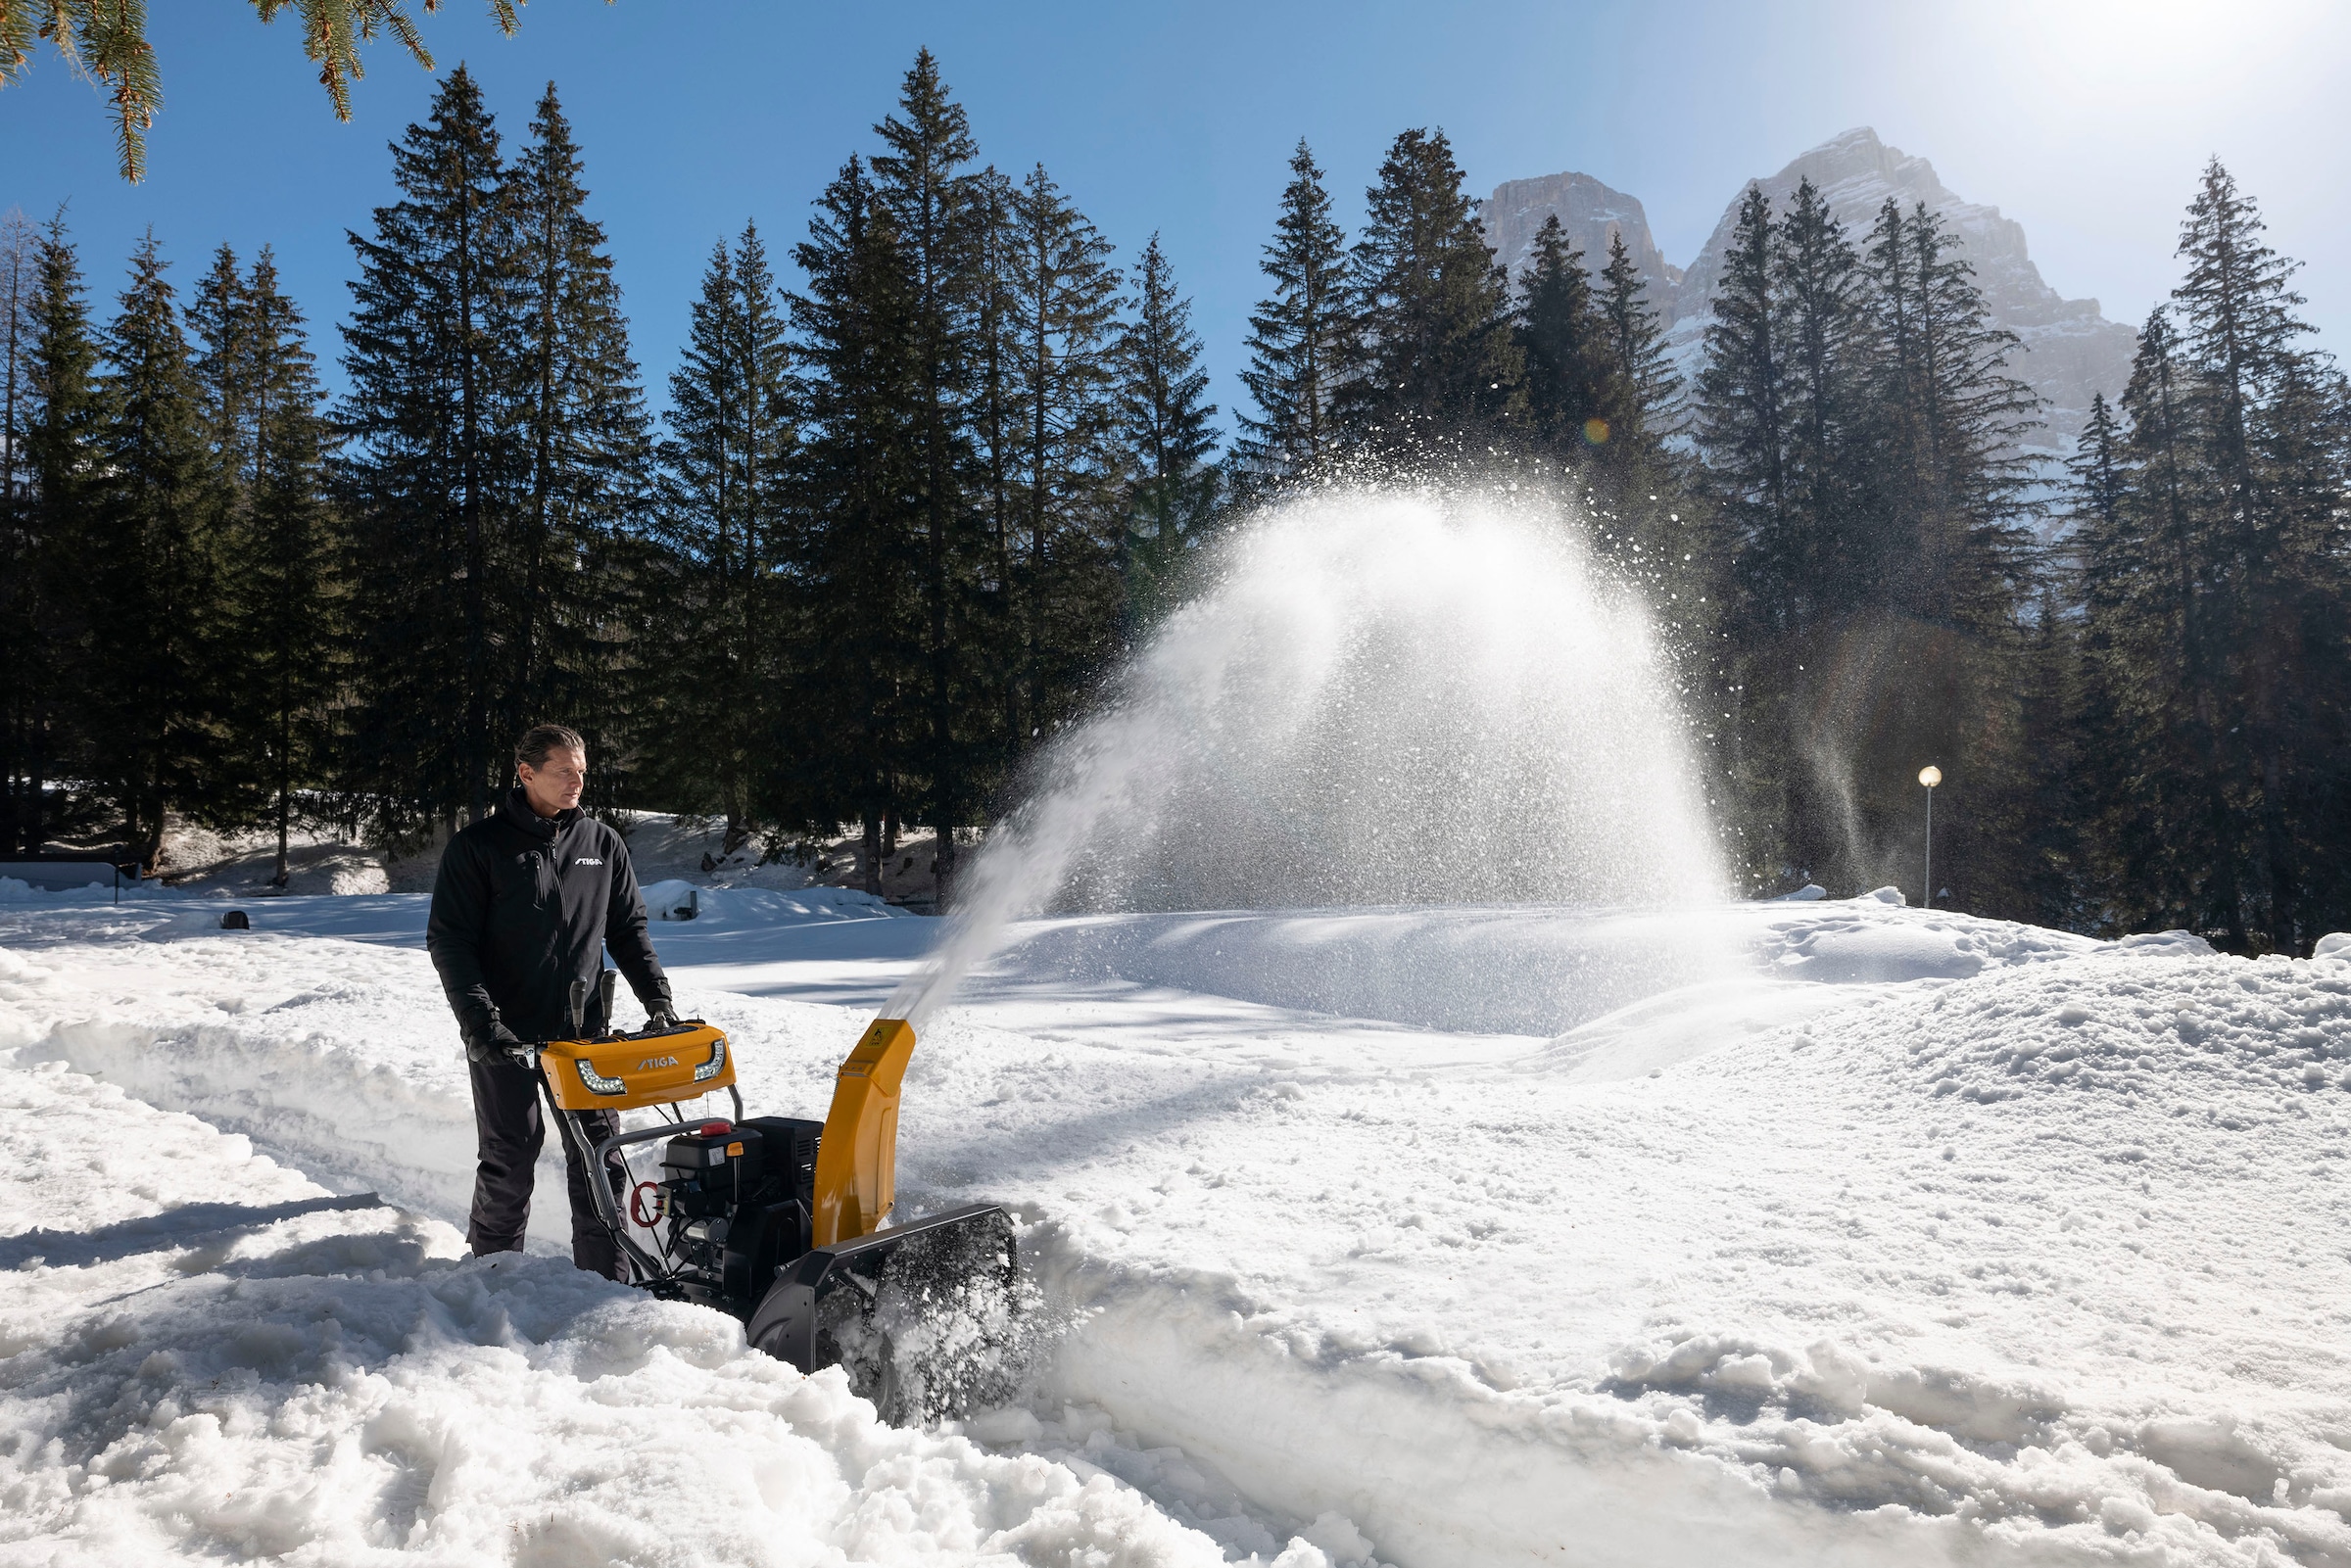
[885,488,1727,1025]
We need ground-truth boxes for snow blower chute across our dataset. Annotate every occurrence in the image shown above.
[514,975,1018,1420]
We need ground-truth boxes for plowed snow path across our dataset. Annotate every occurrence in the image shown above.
[0,1059,1308,1568]
[6,891,2351,1565]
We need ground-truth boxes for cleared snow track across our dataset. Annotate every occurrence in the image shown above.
[0,1059,1312,1566]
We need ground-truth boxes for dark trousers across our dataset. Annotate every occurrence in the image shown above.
[465,1056,624,1277]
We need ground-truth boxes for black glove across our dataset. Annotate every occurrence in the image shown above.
[466,1021,523,1066]
[645,1005,681,1032]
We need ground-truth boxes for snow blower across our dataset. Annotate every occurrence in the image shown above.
[512,974,1018,1421]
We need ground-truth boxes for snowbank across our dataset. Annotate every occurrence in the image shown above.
[638,879,910,927]
[989,893,2094,1036]
[0,875,122,902]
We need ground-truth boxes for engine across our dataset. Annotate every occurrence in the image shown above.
[654,1117,825,1313]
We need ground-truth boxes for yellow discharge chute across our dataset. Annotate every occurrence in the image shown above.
[809,1017,917,1247]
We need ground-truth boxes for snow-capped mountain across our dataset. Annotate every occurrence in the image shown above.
[1487,127,2138,459]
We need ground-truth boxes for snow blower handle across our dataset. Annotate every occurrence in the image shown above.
[499,976,593,1070]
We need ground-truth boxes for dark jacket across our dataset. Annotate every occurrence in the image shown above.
[426,788,672,1048]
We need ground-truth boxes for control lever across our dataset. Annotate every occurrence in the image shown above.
[599,969,618,1036]
[568,977,590,1039]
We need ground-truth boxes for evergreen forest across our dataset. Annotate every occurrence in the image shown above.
[3,52,2345,952]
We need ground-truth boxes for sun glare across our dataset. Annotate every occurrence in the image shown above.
[1927,0,2339,105]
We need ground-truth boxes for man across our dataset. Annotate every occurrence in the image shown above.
[426,723,678,1277]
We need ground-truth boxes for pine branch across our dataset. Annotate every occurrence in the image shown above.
[0,0,548,182]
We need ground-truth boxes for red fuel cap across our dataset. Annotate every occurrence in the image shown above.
[699,1120,732,1135]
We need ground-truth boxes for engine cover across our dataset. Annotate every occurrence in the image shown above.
[658,1117,825,1313]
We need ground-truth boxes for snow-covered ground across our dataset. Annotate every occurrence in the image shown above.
[5,882,2349,1566]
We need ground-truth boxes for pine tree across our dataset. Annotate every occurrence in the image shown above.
[87,231,221,870]
[338,64,518,840]
[2170,159,2342,948]
[2066,390,2133,923]
[2080,306,2248,942]
[183,243,275,838]
[790,154,924,892]
[1693,186,1799,888]
[647,233,736,824]
[1586,224,1704,619]
[2241,351,2351,943]
[1696,187,1789,628]
[2175,160,2313,533]
[1772,177,1867,611]
[507,82,656,802]
[969,164,1025,778]
[2014,574,2083,927]
[186,245,255,488]
[1866,200,2040,632]
[2015,339,2114,934]
[870,49,985,897]
[1833,198,2043,913]
[1234,140,1349,491]
[1594,228,1681,451]
[2068,391,2125,540]
[217,251,342,883]
[650,223,794,844]
[0,210,29,503]
[1514,214,1605,462]
[2070,172,2349,951]
[1693,185,1777,855]
[1332,127,1524,460]
[12,216,110,855]
[1118,233,1219,633]
[184,242,260,826]
[1006,161,1123,751]
[0,207,48,856]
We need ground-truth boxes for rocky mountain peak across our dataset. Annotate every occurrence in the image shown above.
[1484,127,2137,457]
[1485,170,1680,291]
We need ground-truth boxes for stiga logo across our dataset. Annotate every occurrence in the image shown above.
[638,1055,679,1070]
[573,857,603,867]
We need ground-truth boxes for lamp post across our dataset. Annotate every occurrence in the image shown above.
[1918,765,1942,908]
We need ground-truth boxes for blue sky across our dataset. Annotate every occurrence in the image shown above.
[6,0,2344,437]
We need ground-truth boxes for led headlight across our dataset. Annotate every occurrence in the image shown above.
[693,1035,727,1083]
[576,1058,627,1095]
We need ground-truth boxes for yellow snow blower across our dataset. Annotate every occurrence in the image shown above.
[519,975,1018,1420]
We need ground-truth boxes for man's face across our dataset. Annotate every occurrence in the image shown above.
[517,746,587,817]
